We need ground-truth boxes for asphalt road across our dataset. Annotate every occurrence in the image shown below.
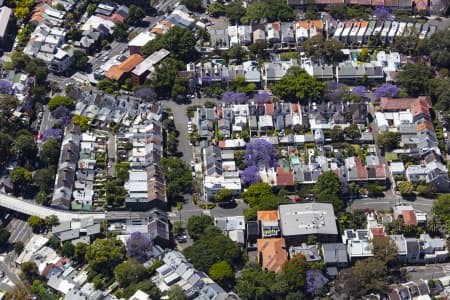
[406,263,450,281]
[349,194,434,214]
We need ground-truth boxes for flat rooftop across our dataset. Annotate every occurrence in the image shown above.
[279,202,338,237]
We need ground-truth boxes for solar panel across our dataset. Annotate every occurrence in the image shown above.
[346,230,356,239]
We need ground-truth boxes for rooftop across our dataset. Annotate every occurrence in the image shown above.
[279,203,338,237]
[257,238,288,273]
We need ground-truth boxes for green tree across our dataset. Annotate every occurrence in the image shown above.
[127,4,145,25]
[235,263,277,300]
[14,241,24,254]
[265,0,295,21]
[72,50,90,71]
[48,96,74,111]
[171,76,188,99]
[343,257,388,297]
[393,27,420,56]
[432,194,450,225]
[209,261,233,285]
[302,36,346,65]
[397,181,414,197]
[160,157,192,201]
[343,124,361,140]
[183,229,242,272]
[187,215,214,240]
[72,114,90,131]
[120,280,161,299]
[151,58,184,97]
[47,236,61,250]
[376,131,400,152]
[330,126,345,142]
[271,68,324,103]
[33,168,56,193]
[0,133,12,166]
[11,166,32,191]
[166,285,187,300]
[241,2,268,24]
[40,140,60,167]
[20,261,38,283]
[31,280,57,300]
[73,242,87,264]
[13,134,37,162]
[225,0,245,24]
[0,95,17,114]
[0,227,10,245]
[35,191,49,205]
[420,29,450,69]
[214,188,233,203]
[207,3,226,17]
[372,236,398,267]
[278,254,308,294]
[85,239,126,279]
[61,241,75,258]
[112,22,129,41]
[398,62,434,96]
[114,259,149,287]
[313,172,344,212]
[180,0,202,11]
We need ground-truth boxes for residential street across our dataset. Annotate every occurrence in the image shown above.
[349,193,434,214]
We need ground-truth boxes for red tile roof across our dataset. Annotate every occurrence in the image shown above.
[374,165,386,179]
[257,210,279,222]
[105,54,144,80]
[355,157,368,180]
[264,103,275,116]
[276,167,295,186]
[380,96,431,111]
[257,238,288,273]
[370,227,386,238]
[402,210,417,226]
[416,120,434,132]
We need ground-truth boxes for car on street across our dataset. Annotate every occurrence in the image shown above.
[0,270,4,278]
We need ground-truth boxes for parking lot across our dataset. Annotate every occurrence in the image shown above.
[7,217,32,245]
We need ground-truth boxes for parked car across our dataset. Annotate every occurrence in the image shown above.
[177,235,187,243]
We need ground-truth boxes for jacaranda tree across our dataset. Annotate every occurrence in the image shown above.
[126,232,152,262]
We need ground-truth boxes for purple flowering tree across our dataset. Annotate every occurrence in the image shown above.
[43,128,63,141]
[126,232,152,262]
[374,84,398,100]
[52,105,72,126]
[244,139,277,168]
[134,87,157,101]
[325,81,345,101]
[241,165,261,185]
[221,91,247,104]
[351,86,367,97]
[306,269,329,295]
[0,80,13,94]
[372,6,392,21]
[253,91,270,104]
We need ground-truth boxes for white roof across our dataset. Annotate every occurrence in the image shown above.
[16,235,49,265]
[132,48,170,76]
[128,31,155,47]
[130,290,151,300]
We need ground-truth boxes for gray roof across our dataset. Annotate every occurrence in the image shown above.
[322,243,348,265]
[279,203,338,236]
[0,6,12,39]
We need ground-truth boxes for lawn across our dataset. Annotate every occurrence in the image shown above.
[385,152,398,161]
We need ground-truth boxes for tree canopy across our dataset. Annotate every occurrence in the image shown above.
[114,259,149,287]
[398,62,434,97]
[160,157,192,201]
[186,215,214,240]
[150,58,185,98]
[271,68,324,103]
[141,26,197,63]
[183,227,242,272]
[313,172,344,212]
[48,96,74,111]
[85,239,126,280]
[302,36,346,65]
[209,261,234,285]
[376,131,401,152]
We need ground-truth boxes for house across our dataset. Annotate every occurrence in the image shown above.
[262,59,299,86]
[238,25,252,45]
[203,174,241,201]
[266,22,281,44]
[393,205,418,225]
[294,21,309,42]
[128,31,156,55]
[281,22,295,45]
[289,243,321,261]
[203,145,223,176]
[131,48,170,85]
[322,243,349,268]
[390,234,408,263]
[420,234,448,263]
[105,54,144,81]
[50,49,72,74]
[257,238,288,273]
[356,21,368,44]
[257,210,280,238]
[253,28,266,43]
[209,28,229,50]
[278,203,339,245]
[215,216,246,244]
[342,229,374,261]
[390,162,405,177]
[246,221,259,249]
[301,57,334,80]
[147,209,170,247]
[406,160,449,192]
